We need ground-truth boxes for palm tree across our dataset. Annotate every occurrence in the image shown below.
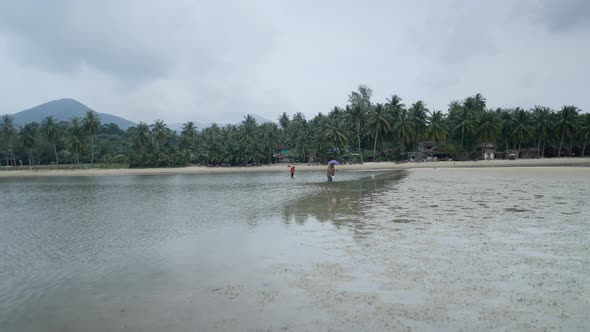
[580,113,590,157]
[393,109,414,156]
[151,120,170,147]
[510,108,532,153]
[41,116,60,165]
[496,108,514,152]
[347,104,365,163]
[427,110,448,143]
[348,85,372,163]
[451,105,475,148]
[532,106,552,157]
[278,112,290,130]
[556,106,579,157]
[240,115,258,163]
[20,123,37,165]
[180,121,197,150]
[367,103,392,160]
[133,122,151,150]
[325,116,349,150]
[83,111,101,164]
[476,110,500,143]
[66,117,84,164]
[385,94,405,120]
[1,114,17,166]
[408,101,428,148]
[259,122,279,163]
[473,93,487,112]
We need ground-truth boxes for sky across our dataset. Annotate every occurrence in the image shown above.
[0,0,589,124]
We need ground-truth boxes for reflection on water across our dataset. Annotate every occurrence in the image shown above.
[283,171,407,226]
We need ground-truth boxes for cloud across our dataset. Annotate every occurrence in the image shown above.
[0,0,587,123]
[0,0,279,122]
[531,0,590,32]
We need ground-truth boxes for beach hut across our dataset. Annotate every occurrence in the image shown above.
[476,143,496,160]
[407,141,438,162]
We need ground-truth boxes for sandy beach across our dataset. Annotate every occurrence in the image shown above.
[1,158,589,177]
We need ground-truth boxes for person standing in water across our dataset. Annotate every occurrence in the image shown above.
[327,163,335,182]
[290,165,295,179]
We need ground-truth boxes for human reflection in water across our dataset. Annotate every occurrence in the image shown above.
[282,171,407,227]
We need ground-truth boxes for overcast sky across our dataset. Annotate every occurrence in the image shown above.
[0,0,588,124]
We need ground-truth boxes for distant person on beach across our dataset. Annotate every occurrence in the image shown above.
[290,165,295,178]
[327,163,335,182]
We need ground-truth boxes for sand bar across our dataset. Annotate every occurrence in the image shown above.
[1,158,589,177]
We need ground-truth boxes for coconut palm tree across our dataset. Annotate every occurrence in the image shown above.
[496,108,514,152]
[180,121,197,149]
[451,104,475,148]
[66,117,84,164]
[473,93,487,112]
[41,116,60,165]
[408,101,428,148]
[476,110,500,144]
[347,104,365,163]
[83,111,101,164]
[427,110,448,143]
[278,112,290,130]
[239,115,258,163]
[556,106,580,157]
[19,123,37,165]
[532,106,552,157]
[580,113,590,157]
[133,122,151,150]
[1,114,17,166]
[385,94,405,120]
[151,120,170,147]
[510,108,533,153]
[393,109,414,156]
[367,103,392,160]
[325,116,349,150]
[348,85,372,163]
[259,122,280,163]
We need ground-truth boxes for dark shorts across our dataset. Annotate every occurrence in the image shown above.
[327,175,333,182]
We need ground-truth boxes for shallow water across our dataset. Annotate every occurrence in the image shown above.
[1,168,589,331]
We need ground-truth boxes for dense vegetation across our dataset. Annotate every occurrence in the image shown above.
[1,86,589,167]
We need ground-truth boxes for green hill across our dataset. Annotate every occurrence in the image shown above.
[8,98,136,129]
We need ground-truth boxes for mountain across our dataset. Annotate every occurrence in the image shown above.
[8,98,137,129]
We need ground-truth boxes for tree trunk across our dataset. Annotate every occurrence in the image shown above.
[53,143,59,165]
[356,119,362,163]
[461,128,465,148]
[91,135,94,164]
[537,136,541,158]
[569,137,573,157]
[542,139,545,158]
[9,141,16,166]
[558,128,565,157]
[373,130,378,161]
[582,139,587,157]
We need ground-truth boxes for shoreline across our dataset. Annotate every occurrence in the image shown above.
[1,158,589,177]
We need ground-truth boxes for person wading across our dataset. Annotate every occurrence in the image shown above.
[290,165,295,179]
[327,163,335,182]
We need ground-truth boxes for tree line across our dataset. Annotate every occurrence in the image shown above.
[1,86,589,167]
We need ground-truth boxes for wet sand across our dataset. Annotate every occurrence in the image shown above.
[1,158,589,177]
